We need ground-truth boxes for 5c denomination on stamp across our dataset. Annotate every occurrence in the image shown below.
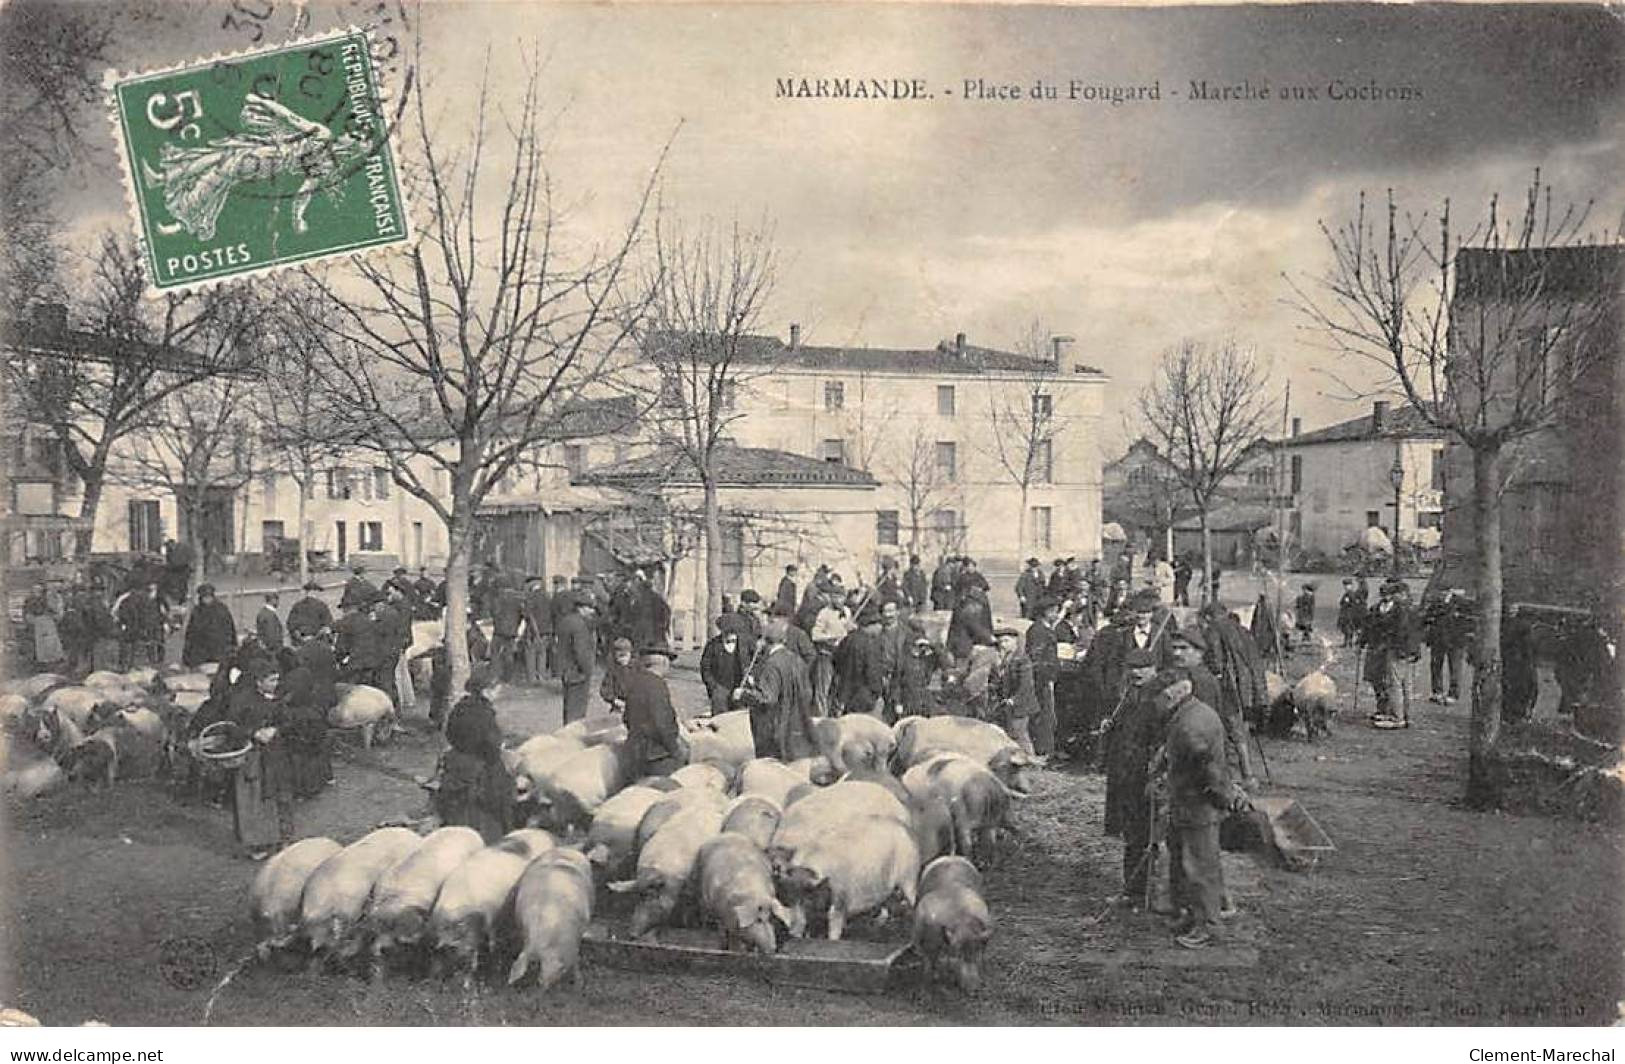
[107,28,410,292]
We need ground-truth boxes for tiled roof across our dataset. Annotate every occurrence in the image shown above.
[1280,403,1447,446]
[577,444,878,488]
[1173,503,1277,533]
[725,334,1104,377]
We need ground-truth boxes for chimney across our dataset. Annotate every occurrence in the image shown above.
[789,323,800,350]
[1291,416,1301,437]
[1372,400,1388,433]
[1050,334,1076,373]
[31,302,67,337]
[955,332,966,357]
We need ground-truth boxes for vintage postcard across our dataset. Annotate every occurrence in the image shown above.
[0,0,1620,1047]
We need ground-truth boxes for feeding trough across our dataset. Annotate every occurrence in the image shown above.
[1245,796,1335,870]
[580,921,912,993]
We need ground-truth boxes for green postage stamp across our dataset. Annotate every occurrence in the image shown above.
[108,29,410,292]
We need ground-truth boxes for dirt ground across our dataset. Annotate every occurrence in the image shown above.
[1,584,1620,1027]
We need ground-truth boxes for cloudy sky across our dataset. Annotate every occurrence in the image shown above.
[55,1,1625,452]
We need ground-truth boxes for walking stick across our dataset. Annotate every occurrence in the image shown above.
[1250,725,1273,786]
[1351,644,1364,719]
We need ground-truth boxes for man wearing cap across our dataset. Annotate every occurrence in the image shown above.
[1423,587,1473,705]
[339,561,377,611]
[700,625,746,716]
[717,589,763,664]
[929,556,957,611]
[620,644,689,777]
[875,600,910,721]
[1016,558,1046,621]
[1025,596,1062,757]
[287,580,332,644]
[775,565,800,618]
[183,584,237,669]
[901,555,930,613]
[990,624,1039,755]
[255,592,285,652]
[488,580,526,683]
[518,576,553,685]
[1361,578,1421,729]
[739,618,815,760]
[1102,650,1167,901]
[1169,624,1252,783]
[557,593,598,725]
[1155,676,1249,948]
[1336,577,1367,648]
[834,602,888,717]
[413,567,441,618]
[947,583,995,662]
[377,584,415,710]
[335,593,388,692]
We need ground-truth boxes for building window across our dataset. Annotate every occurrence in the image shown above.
[933,509,958,536]
[359,521,384,552]
[1365,510,1381,529]
[823,380,844,411]
[374,468,391,500]
[1430,448,1446,492]
[128,499,162,553]
[261,472,278,512]
[1248,466,1272,486]
[326,468,354,501]
[1032,439,1053,484]
[564,444,584,478]
[1032,393,1053,420]
[876,510,900,546]
[1289,454,1303,494]
[935,441,957,481]
[937,385,956,416]
[1030,506,1053,550]
[721,381,739,413]
[1417,511,1443,530]
[819,438,846,464]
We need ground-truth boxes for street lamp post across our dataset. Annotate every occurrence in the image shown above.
[1388,455,1405,575]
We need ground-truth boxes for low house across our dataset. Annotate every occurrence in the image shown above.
[1171,503,1275,567]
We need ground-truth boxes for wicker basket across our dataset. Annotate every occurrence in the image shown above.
[191,721,252,770]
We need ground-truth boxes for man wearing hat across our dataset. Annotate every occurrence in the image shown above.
[1422,587,1473,705]
[518,576,553,685]
[385,565,417,606]
[947,583,995,662]
[1025,596,1062,757]
[556,592,598,724]
[1169,624,1251,784]
[183,584,237,669]
[488,578,526,683]
[738,618,816,760]
[1155,675,1250,948]
[700,625,746,716]
[287,579,333,643]
[620,643,688,777]
[255,591,286,652]
[834,601,888,717]
[335,592,388,692]
[339,560,377,611]
[1362,578,1420,728]
[1082,588,1169,753]
[1016,558,1046,621]
[955,556,990,606]
[1336,577,1367,647]
[901,555,930,613]
[929,556,957,611]
[990,624,1039,755]
[775,564,800,618]
[1102,650,1168,901]
[717,588,763,663]
[413,567,441,618]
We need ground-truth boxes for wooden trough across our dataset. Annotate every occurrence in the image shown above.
[581,922,914,993]
[1247,796,1335,870]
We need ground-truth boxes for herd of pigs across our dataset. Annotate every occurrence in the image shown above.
[263,708,1031,995]
[0,666,396,796]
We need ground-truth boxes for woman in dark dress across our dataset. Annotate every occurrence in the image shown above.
[276,666,333,799]
[226,658,296,859]
[434,668,515,842]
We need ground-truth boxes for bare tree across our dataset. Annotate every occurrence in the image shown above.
[4,232,260,555]
[981,321,1067,553]
[298,59,663,695]
[840,371,897,474]
[641,218,777,633]
[1136,339,1273,602]
[1292,173,1620,808]
[112,373,259,574]
[879,421,961,556]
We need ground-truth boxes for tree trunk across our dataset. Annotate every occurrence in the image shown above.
[702,477,724,637]
[1200,511,1213,607]
[74,470,106,556]
[1164,524,1174,567]
[1016,486,1029,559]
[1465,442,1505,810]
[444,474,475,703]
[296,465,310,589]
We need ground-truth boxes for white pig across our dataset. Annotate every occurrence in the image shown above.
[811,714,896,773]
[719,795,781,850]
[299,827,424,957]
[779,814,920,941]
[698,832,800,953]
[611,804,725,938]
[736,758,807,807]
[361,826,486,961]
[683,709,755,767]
[249,837,343,955]
[506,848,594,990]
[428,829,555,978]
[584,785,668,878]
[670,760,731,793]
[913,884,993,993]
[531,744,629,833]
[327,685,394,747]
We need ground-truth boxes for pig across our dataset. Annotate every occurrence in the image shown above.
[161,671,212,694]
[510,733,585,804]
[0,693,28,730]
[670,759,732,793]
[0,733,64,799]
[738,758,806,806]
[428,828,555,979]
[683,709,755,766]
[610,803,725,938]
[901,753,1013,866]
[249,837,343,956]
[123,667,159,688]
[530,743,630,834]
[61,723,164,788]
[811,714,896,773]
[583,785,669,878]
[913,885,993,993]
[299,827,424,958]
[720,795,781,849]
[697,833,800,952]
[361,826,487,963]
[11,673,66,701]
[506,848,594,989]
[556,713,629,747]
[785,755,839,785]
[111,706,165,741]
[917,854,984,898]
[633,787,730,855]
[782,782,818,807]
[772,780,911,852]
[82,673,140,705]
[41,687,101,732]
[328,684,394,748]
[1293,668,1338,741]
[172,690,209,713]
[892,715,1020,772]
[778,815,920,941]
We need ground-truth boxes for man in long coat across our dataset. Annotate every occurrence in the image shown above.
[287,580,333,643]
[1025,596,1062,757]
[183,584,237,668]
[556,595,598,725]
[339,561,377,611]
[740,618,815,760]
[1105,650,1166,899]
[902,555,930,613]
[620,645,688,777]
[116,581,167,669]
[255,592,285,652]
[834,603,888,717]
[775,565,800,618]
[1016,558,1046,620]
[947,584,995,661]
